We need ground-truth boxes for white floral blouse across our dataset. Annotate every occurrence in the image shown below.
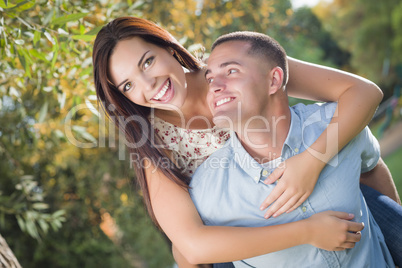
[152,116,230,176]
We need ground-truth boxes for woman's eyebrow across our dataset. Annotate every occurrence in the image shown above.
[116,79,128,89]
[137,50,150,68]
[116,50,151,89]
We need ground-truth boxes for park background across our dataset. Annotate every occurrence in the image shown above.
[1,0,401,267]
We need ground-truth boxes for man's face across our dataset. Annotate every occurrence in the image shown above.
[205,41,272,129]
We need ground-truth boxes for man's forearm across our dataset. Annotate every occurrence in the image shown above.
[360,158,401,205]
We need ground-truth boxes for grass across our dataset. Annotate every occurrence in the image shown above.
[384,147,402,200]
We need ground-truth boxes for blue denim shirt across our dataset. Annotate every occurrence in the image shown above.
[190,103,394,268]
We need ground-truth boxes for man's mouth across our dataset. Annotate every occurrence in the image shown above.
[215,97,235,108]
[152,79,172,101]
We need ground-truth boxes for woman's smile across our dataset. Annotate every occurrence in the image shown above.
[151,78,174,102]
[109,37,187,110]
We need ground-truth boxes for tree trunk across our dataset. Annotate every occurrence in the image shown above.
[0,234,22,268]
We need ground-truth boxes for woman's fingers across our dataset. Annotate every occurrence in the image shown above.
[263,167,285,184]
[259,185,285,211]
[267,195,300,218]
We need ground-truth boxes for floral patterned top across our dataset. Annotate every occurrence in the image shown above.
[152,116,231,176]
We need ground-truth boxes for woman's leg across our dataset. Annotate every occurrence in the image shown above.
[361,183,402,267]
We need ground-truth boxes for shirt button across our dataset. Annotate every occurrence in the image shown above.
[294,148,299,153]
[262,170,269,176]
[302,206,307,213]
[254,176,259,183]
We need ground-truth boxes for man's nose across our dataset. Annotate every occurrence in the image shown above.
[209,77,226,94]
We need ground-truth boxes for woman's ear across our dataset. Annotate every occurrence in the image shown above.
[268,67,284,95]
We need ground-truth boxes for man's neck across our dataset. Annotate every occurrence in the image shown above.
[236,106,291,164]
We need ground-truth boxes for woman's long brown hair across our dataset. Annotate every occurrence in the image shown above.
[92,17,204,226]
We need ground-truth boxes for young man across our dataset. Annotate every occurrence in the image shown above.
[190,32,395,267]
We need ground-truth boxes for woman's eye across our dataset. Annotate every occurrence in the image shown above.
[143,57,154,69]
[124,82,132,92]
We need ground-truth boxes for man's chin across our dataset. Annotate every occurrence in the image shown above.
[212,114,237,130]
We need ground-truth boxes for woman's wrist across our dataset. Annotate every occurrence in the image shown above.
[299,150,327,174]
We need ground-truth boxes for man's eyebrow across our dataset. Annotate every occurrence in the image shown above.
[115,50,150,90]
[205,61,241,79]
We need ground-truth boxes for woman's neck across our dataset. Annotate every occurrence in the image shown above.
[155,69,214,129]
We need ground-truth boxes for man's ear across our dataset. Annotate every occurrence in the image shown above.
[268,67,284,95]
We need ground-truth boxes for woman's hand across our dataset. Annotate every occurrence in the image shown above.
[306,211,364,251]
[260,151,325,218]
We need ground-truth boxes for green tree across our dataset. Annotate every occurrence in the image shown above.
[1,0,346,266]
[314,0,401,97]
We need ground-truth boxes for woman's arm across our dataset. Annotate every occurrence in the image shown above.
[173,245,212,268]
[286,56,382,161]
[145,162,363,264]
[259,57,383,217]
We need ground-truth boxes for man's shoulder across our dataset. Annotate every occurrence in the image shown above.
[292,102,337,122]
[291,102,337,129]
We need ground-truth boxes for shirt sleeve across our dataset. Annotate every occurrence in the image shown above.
[359,126,381,173]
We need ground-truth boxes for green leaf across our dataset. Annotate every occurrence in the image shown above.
[38,101,48,123]
[51,13,88,26]
[71,35,95,42]
[32,203,49,210]
[16,0,35,12]
[52,209,66,218]
[44,31,55,45]
[21,48,33,64]
[33,31,41,45]
[85,26,103,36]
[29,49,48,62]
[79,24,85,35]
[14,39,24,45]
[16,214,26,232]
[25,218,39,239]
[0,0,16,9]
[38,218,49,234]
[17,48,26,72]
[51,49,58,69]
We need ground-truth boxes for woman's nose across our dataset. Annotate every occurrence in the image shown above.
[140,75,156,91]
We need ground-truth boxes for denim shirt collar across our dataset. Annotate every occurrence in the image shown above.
[281,107,303,158]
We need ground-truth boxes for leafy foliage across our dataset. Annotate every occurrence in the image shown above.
[314,0,402,98]
[1,0,384,267]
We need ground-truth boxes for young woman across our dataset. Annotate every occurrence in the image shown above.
[92,17,401,266]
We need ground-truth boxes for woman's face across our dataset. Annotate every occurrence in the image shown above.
[109,37,187,110]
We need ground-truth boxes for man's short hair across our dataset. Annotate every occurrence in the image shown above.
[211,31,288,87]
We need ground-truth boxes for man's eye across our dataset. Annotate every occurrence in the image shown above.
[124,82,132,92]
[207,77,214,84]
[228,69,238,75]
[144,57,154,69]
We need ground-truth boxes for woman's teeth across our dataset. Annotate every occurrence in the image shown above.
[216,97,233,107]
[153,80,170,100]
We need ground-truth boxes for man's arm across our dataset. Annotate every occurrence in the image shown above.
[360,157,401,205]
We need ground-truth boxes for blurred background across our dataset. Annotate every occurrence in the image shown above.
[0,0,401,267]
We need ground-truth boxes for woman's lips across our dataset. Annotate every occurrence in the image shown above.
[151,79,174,103]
